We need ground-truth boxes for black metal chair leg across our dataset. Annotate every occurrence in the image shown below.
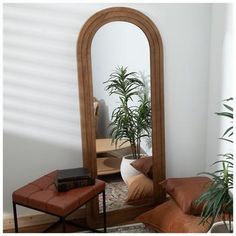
[60,217,66,232]
[13,202,18,233]
[43,219,61,233]
[12,189,106,233]
[102,190,107,233]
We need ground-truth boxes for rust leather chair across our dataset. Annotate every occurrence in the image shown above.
[12,171,106,233]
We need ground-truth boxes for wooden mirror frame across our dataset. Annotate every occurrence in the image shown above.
[77,7,165,225]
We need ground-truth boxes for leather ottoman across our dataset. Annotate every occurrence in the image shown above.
[12,171,106,233]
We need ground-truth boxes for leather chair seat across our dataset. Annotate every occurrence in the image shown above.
[12,171,105,217]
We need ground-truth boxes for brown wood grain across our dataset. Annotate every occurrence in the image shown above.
[4,209,144,233]
[77,7,165,224]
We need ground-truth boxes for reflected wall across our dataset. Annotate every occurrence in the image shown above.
[92,22,151,155]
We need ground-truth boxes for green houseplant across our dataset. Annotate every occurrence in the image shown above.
[104,66,151,183]
[195,98,233,233]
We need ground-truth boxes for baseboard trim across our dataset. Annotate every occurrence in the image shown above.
[3,213,57,232]
[3,208,86,232]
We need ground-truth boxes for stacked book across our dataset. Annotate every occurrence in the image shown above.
[55,167,95,192]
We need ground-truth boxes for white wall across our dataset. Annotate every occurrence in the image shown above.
[205,4,234,172]
[3,3,213,217]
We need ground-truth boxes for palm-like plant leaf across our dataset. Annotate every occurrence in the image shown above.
[222,97,233,102]
[223,104,233,112]
[195,98,233,232]
[104,66,151,159]
[215,112,233,119]
[219,137,233,143]
[195,166,233,229]
[222,126,233,137]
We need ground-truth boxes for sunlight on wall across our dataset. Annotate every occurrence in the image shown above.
[3,4,82,149]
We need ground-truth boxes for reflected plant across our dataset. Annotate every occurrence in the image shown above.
[137,71,152,149]
[104,66,151,159]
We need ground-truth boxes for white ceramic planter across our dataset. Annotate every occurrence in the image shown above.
[120,155,141,184]
[208,221,233,233]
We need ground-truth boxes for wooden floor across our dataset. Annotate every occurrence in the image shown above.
[4,218,86,233]
[4,218,139,233]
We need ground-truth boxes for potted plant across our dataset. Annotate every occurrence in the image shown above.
[195,98,233,233]
[104,66,151,183]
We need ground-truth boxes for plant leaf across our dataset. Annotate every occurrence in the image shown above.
[222,126,233,137]
[223,103,233,112]
[219,137,233,143]
[215,112,233,119]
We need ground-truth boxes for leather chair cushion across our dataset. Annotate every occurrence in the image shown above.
[12,171,105,217]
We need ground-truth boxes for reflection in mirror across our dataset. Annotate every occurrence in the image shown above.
[91,22,151,212]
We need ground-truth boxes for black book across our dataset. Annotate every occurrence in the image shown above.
[56,167,92,183]
[55,178,95,192]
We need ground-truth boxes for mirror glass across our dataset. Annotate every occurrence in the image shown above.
[91,22,151,212]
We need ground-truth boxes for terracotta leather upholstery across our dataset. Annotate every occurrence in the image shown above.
[12,171,105,217]
[137,199,210,233]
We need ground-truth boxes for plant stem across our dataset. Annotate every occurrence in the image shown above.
[228,213,232,233]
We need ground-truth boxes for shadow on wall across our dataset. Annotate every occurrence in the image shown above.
[96,99,110,139]
[3,131,83,216]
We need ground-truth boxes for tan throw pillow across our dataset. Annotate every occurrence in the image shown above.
[159,177,211,215]
[136,199,210,233]
[130,156,153,178]
[126,174,153,205]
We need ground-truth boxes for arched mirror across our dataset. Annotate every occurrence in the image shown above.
[77,7,165,226]
[92,21,151,212]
